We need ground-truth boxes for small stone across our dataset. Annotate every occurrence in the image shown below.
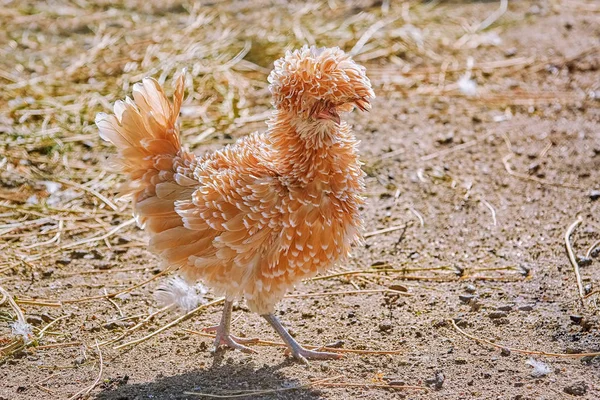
[504,47,518,57]
[96,263,112,270]
[590,190,600,201]
[488,311,508,319]
[56,258,71,266]
[41,269,55,278]
[26,315,44,326]
[70,250,88,259]
[324,340,344,348]
[426,371,444,390]
[465,284,476,294]
[570,315,584,325]
[73,355,86,365]
[518,305,533,312]
[389,284,408,292]
[454,358,468,365]
[436,131,454,145]
[577,256,593,267]
[301,311,315,319]
[41,313,53,323]
[496,305,512,312]
[500,347,511,356]
[564,381,588,396]
[378,320,393,332]
[459,294,475,303]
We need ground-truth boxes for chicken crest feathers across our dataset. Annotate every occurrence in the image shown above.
[268,46,375,118]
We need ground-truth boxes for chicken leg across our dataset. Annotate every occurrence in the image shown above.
[262,313,342,364]
[205,300,257,354]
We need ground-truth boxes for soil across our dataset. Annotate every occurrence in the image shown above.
[1,1,600,399]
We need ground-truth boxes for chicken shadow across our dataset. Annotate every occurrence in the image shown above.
[96,355,326,400]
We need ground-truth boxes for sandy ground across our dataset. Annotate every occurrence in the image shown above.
[1,1,599,399]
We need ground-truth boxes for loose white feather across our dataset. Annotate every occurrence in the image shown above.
[154,276,207,312]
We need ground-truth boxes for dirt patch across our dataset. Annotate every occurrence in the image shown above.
[1,1,599,399]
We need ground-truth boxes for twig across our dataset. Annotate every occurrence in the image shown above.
[502,154,584,190]
[480,199,497,226]
[114,298,225,350]
[450,319,600,358]
[37,315,68,339]
[421,131,496,161]
[364,224,408,238]
[105,289,124,317]
[285,289,412,298]
[14,299,62,307]
[586,239,600,258]
[98,305,172,347]
[319,382,427,390]
[35,341,83,350]
[184,375,344,398]
[59,218,136,250]
[66,340,103,400]
[350,18,397,56]
[408,207,424,227]
[61,267,172,304]
[57,178,119,212]
[565,216,585,306]
[183,329,404,355]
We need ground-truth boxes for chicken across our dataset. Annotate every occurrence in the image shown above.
[96,46,375,363]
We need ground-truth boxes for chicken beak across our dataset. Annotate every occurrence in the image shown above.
[316,108,341,125]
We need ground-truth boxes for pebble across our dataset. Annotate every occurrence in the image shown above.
[26,315,43,326]
[41,269,54,278]
[103,321,131,330]
[488,311,508,319]
[589,190,600,201]
[378,320,393,332]
[465,284,476,294]
[389,284,408,292]
[496,305,512,312]
[70,250,88,259]
[500,347,511,357]
[570,315,583,325]
[426,371,445,390]
[73,355,86,365]
[564,381,588,396]
[56,258,71,266]
[459,294,475,304]
[96,263,112,270]
[518,305,533,312]
[576,256,592,267]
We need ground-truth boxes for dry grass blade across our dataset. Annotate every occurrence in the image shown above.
[364,224,408,238]
[565,216,585,306]
[285,289,412,298]
[66,340,103,400]
[113,298,225,350]
[183,329,404,355]
[502,154,584,190]
[61,267,172,304]
[450,319,600,358]
[184,375,345,398]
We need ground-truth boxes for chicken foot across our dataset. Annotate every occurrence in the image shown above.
[204,300,258,354]
[262,313,342,364]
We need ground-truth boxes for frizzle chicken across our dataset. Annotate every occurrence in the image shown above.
[96,46,374,362]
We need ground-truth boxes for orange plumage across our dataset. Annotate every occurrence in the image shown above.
[97,46,374,362]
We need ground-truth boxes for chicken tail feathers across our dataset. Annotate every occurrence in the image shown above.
[96,74,185,182]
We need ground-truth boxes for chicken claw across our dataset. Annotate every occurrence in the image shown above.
[207,300,258,354]
[263,313,342,365]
